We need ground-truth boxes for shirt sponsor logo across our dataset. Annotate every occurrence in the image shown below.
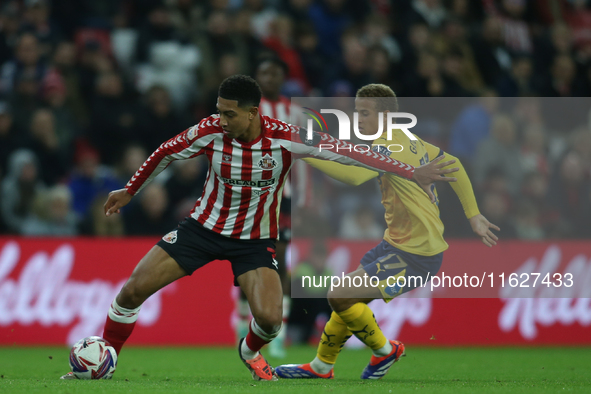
[373,145,392,157]
[257,153,277,170]
[219,177,276,187]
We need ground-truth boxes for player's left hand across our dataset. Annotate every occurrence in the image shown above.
[413,155,459,203]
[469,214,500,247]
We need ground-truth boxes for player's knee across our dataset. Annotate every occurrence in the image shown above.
[327,293,353,313]
[117,281,146,309]
[252,309,282,334]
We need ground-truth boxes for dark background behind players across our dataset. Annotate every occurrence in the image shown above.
[0,0,590,241]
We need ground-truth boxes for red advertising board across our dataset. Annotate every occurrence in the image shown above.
[0,238,590,346]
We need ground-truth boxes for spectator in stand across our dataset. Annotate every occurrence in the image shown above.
[89,72,138,165]
[367,46,399,93]
[470,16,512,87]
[26,108,68,185]
[51,41,87,127]
[433,18,486,94]
[77,39,116,106]
[533,23,574,82]
[399,22,433,78]
[402,51,457,97]
[135,4,200,108]
[264,15,311,93]
[0,149,45,234]
[67,143,121,221]
[0,32,48,97]
[79,193,125,236]
[21,184,78,236]
[308,0,353,59]
[231,9,268,74]
[483,0,534,55]
[136,85,192,152]
[196,11,250,102]
[323,34,371,93]
[495,54,537,96]
[513,199,544,240]
[361,13,402,67]
[473,114,523,195]
[0,2,21,67]
[123,183,177,235]
[548,151,591,238]
[294,23,324,91]
[520,171,561,237]
[116,144,148,185]
[439,46,476,96]
[20,0,62,58]
[8,69,42,132]
[42,70,77,154]
[167,0,205,40]
[519,123,550,178]
[448,92,498,164]
[539,54,577,97]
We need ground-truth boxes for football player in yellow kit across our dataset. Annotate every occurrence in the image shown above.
[276,84,500,380]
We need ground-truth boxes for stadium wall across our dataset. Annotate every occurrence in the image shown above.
[0,238,589,346]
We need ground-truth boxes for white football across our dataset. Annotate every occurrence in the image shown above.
[69,336,118,379]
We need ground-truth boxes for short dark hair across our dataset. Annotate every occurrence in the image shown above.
[256,55,289,75]
[218,75,262,108]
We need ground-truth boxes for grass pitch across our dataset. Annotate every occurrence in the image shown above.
[0,346,589,393]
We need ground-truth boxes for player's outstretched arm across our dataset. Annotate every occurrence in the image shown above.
[104,188,133,216]
[469,214,500,247]
[302,157,378,186]
[413,155,459,203]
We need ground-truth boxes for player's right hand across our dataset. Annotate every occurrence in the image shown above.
[104,188,133,216]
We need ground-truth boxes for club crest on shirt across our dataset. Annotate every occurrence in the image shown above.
[222,154,232,163]
[162,230,178,244]
[257,153,277,170]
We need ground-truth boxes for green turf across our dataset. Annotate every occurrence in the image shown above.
[0,346,590,393]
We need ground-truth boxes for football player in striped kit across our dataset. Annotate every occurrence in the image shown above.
[60,75,458,381]
[233,57,301,358]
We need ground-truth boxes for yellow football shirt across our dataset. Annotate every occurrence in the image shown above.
[304,128,482,256]
[371,130,448,256]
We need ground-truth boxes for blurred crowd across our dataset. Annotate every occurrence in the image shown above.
[0,0,590,239]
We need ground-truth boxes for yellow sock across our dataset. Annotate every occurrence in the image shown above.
[316,312,352,364]
[336,303,387,350]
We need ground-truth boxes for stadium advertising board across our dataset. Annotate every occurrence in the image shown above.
[0,238,589,346]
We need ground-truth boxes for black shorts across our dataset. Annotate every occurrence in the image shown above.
[157,218,278,286]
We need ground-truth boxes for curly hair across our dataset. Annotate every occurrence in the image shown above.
[218,75,262,108]
[356,84,399,112]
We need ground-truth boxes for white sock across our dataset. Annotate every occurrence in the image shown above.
[240,339,259,360]
[108,299,141,323]
[372,341,393,357]
[310,356,333,375]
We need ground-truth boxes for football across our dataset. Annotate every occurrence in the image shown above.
[69,336,118,379]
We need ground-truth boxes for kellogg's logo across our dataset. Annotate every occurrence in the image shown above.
[0,241,170,345]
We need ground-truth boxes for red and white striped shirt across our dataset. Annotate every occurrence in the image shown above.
[125,114,414,240]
